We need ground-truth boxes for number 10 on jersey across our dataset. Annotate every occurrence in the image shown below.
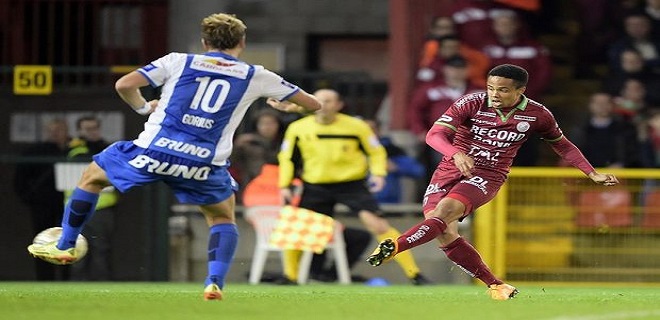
[190,77,230,113]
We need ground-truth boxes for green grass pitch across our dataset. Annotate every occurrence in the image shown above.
[2,282,660,320]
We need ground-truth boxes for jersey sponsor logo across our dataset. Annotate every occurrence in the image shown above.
[438,114,453,123]
[190,56,248,79]
[423,183,445,209]
[473,135,511,148]
[154,137,212,158]
[470,124,525,141]
[471,118,497,126]
[204,59,235,67]
[182,113,214,129]
[459,175,489,195]
[513,115,536,121]
[468,145,500,162]
[128,155,211,181]
[424,183,447,197]
[454,264,476,278]
[406,224,430,244]
[476,111,496,118]
[516,121,530,132]
[454,92,484,108]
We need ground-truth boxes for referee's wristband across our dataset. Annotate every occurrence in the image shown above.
[134,102,151,115]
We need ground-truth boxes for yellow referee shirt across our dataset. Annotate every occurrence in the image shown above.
[278,114,387,187]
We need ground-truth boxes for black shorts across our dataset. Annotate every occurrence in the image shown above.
[299,179,381,217]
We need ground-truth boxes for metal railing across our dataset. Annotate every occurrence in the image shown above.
[2,65,385,118]
[475,167,660,284]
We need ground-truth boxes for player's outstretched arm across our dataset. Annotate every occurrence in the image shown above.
[549,136,620,187]
[588,171,620,186]
[267,91,321,114]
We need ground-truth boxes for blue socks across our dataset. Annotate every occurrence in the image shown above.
[57,188,99,250]
[205,223,239,289]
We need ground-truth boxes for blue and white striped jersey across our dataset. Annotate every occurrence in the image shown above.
[134,51,299,166]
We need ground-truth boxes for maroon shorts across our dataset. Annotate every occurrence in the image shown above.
[422,164,506,219]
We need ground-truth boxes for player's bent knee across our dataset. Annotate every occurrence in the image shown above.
[433,198,466,222]
[79,163,111,190]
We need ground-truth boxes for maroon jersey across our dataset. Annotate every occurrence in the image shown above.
[435,92,562,175]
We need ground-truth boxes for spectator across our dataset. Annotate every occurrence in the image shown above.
[409,56,482,142]
[365,119,425,204]
[574,0,629,78]
[640,109,660,167]
[231,108,285,195]
[448,0,519,49]
[14,118,70,281]
[602,48,660,105]
[568,92,642,168]
[608,12,660,75]
[409,56,483,174]
[67,116,118,281]
[480,10,553,100]
[496,0,540,11]
[641,0,660,40]
[418,18,491,87]
[614,78,650,123]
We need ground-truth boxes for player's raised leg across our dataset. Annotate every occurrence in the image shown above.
[367,194,467,267]
[360,210,432,284]
[28,162,108,264]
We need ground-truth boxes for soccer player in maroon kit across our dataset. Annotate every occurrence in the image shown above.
[367,64,620,300]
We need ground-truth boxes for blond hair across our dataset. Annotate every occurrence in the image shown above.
[201,13,247,50]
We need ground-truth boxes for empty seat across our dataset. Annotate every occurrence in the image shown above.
[642,190,660,228]
[576,190,632,227]
[244,205,350,285]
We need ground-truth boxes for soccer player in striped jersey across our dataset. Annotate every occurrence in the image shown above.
[27,13,320,301]
[367,64,619,300]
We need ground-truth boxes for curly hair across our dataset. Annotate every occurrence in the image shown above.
[201,13,247,50]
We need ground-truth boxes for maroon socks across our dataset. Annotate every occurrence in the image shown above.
[395,217,447,252]
[442,237,502,286]
[394,218,502,287]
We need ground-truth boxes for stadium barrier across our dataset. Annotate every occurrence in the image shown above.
[477,167,660,284]
[173,166,660,285]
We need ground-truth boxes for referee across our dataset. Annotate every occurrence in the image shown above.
[271,88,431,285]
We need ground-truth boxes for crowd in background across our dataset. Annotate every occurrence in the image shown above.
[410,0,660,172]
[228,0,660,206]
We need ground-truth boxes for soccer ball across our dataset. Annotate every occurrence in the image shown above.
[32,227,88,265]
